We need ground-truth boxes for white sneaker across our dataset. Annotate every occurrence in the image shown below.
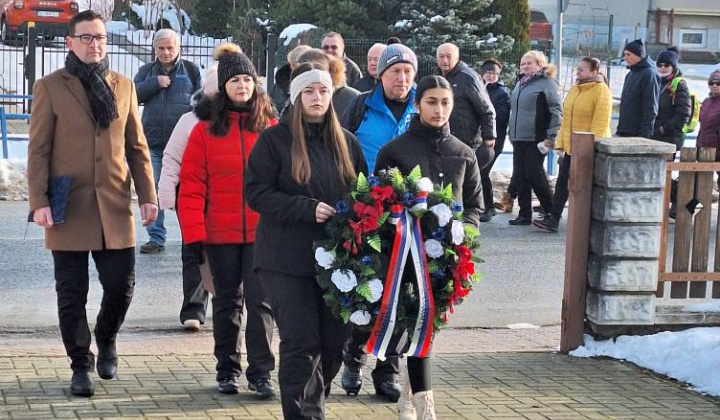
[183,319,201,331]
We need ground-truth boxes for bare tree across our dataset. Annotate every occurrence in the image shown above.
[85,0,115,20]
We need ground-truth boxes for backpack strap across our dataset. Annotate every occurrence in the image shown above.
[182,59,201,91]
[669,76,684,101]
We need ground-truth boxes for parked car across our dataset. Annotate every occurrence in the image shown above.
[530,9,553,49]
[1,0,78,44]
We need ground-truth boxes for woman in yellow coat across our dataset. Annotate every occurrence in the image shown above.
[534,57,612,232]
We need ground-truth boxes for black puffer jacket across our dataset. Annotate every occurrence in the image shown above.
[653,70,692,150]
[617,57,660,138]
[244,118,368,277]
[375,116,482,227]
[443,61,496,148]
[486,81,511,144]
[270,63,291,115]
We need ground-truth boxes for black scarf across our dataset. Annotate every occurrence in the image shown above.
[65,51,118,129]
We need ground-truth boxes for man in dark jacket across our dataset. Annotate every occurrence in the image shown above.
[617,39,660,138]
[134,29,202,254]
[321,31,363,87]
[352,43,385,92]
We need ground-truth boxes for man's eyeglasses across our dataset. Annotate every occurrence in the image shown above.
[72,34,108,45]
[709,80,720,87]
[322,45,339,51]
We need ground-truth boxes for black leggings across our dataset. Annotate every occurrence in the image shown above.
[480,135,507,209]
[512,141,553,217]
[407,356,431,393]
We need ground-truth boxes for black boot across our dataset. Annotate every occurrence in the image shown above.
[341,364,362,396]
[70,371,95,397]
[532,214,560,232]
[374,377,402,402]
[96,340,118,380]
[508,216,531,226]
[479,208,496,222]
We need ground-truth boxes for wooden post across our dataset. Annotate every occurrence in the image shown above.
[560,132,595,353]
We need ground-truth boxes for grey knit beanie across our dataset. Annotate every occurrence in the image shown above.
[376,44,417,77]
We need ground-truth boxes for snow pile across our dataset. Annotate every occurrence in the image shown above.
[571,328,720,396]
[0,159,28,201]
[278,24,317,46]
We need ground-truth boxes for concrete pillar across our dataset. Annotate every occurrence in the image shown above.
[586,138,676,329]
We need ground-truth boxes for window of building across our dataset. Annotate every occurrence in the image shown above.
[679,29,707,49]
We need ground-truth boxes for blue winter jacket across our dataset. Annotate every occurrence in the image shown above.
[617,57,660,138]
[134,58,202,150]
[340,84,417,173]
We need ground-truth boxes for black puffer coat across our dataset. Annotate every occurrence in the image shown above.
[617,57,660,138]
[443,61,496,148]
[486,81,511,144]
[653,70,692,150]
[375,116,482,227]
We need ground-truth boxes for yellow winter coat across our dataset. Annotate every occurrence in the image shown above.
[555,80,612,155]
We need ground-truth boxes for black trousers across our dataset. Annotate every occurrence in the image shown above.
[205,244,275,382]
[480,135,507,209]
[260,269,351,420]
[180,242,209,323]
[550,155,571,218]
[52,248,135,373]
[512,141,553,218]
[344,329,400,385]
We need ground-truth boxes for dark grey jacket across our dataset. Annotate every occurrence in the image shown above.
[617,57,660,138]
[344,56,363,88]
[444,61,496,148]
[508,68,563,142]
[134,58,202,150]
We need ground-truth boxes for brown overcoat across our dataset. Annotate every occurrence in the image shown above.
[27,68,157,251]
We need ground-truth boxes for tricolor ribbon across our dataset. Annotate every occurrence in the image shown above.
[364,198,435,360]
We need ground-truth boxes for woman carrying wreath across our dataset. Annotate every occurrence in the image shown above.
[244,62,368,419]
[374,75,482,420]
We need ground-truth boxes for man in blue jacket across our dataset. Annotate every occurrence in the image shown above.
[134,29,202,254]
[617,39,660,138]
[339,43,418,402]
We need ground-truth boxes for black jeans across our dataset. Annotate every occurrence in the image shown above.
[550,155,571,218]
[480,135,507,209]
[260,269,351,420]
[344,330,400,386]
[512,141,553,218]
[180,242,209,324]
[52,248,135,373]
[205,244,274,382]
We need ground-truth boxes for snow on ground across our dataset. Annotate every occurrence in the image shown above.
[571,328,720,397]
[278,24,317,46]
[683,301,720,312]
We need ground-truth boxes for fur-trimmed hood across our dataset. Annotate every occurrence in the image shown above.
[193,94,214,121]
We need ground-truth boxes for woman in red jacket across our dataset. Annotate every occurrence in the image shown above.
[178,47,278,396]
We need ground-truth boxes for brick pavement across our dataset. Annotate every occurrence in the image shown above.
[2,327,720,420]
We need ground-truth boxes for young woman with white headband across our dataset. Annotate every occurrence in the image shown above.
[245,62,368,419]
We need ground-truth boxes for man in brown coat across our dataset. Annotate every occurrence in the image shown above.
[26,10,157,397]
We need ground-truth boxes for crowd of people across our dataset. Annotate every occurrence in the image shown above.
[25,9,720,420]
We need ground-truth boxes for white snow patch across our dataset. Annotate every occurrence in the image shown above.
[683,301,720,312]
[507,323,541,329]
[0,159,27,200]
[394,20,410,29]
[106,21,137,34]
[570,328,720,396]
[278,24,317,46]
[429,15,444,23]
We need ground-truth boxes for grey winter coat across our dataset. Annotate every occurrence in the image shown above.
[134,58,202,150]
[508,68,563,142]
[617,57,660,138]
[444,61,497,148]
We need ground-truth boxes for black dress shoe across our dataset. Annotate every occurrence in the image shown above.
[97,340,118,380]
[248,378,277,399]
[70,371,95,397]
[508,216,532,226]
[341,365,363,396]
[374,379,402,402]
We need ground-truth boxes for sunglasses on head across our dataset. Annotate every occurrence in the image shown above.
[709,80,720,87]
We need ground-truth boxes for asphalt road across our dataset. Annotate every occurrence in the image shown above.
[0,201,566,332]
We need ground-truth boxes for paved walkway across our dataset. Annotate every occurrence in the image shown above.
[2,327,719,420]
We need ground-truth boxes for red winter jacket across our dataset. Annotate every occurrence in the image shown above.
[178,111,277,244]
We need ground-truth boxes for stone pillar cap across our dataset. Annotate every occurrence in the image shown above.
[595,138,677,155]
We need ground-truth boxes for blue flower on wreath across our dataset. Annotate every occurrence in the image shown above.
[402,191,414,206]
[361,256,373,266]
[335,200,349,214]
[368,176,380,187]
[340,295,353,308]
[428,228,445,241]
[451,200,463,214]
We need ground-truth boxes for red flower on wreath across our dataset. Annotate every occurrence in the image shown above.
[349,202,381,245]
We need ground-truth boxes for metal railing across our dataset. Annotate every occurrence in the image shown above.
[0,94,31,159]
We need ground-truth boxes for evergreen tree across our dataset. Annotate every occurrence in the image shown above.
[193,0,233,38]
[488,0,531,54]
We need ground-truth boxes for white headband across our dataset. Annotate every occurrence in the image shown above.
[290,69,334,105]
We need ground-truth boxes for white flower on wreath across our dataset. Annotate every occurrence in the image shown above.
[418,177,434,193]
[451,220,465,245]
[430,203,453,227]
[350,310,371,325]
[331,269,357,292]
[367,278,384,303]
[315,247,335,269]
[425,239,444,259]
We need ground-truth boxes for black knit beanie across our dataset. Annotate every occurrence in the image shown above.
[217,52,257,88]
[656,47,679,68]
[624,38,646,58]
